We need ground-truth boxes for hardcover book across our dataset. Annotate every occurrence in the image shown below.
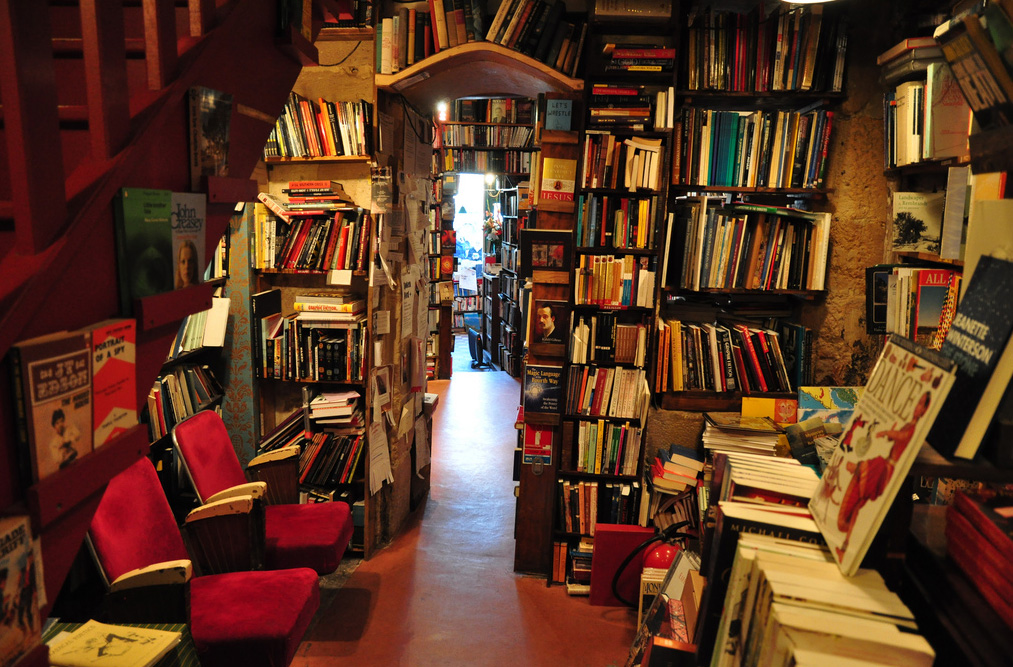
[188,86,233,191]
[9,330,93,482]
[926,255,1013,459]
[0,515,39,667]
[808,335,956,575]
[523,364,563,413]
[170,191,206,290]
[80,318,137,447]
[539,157,577,203]
[113,188,173,314]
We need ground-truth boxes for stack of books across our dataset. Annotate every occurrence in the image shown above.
[308,390,362,426]
[701,412,784,456]
[649,444,705,495]
[602,43,675,74]
[567,537,594,595]
[587,84,654,130]
[945,491,1013,628]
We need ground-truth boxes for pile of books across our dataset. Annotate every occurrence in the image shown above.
[586,84,655,131]
[706,532,934,665]
[147,365,223,441]
[308,390,362,427]
[946,491,1013,628]
[701,412,785,456]
[602,43,674,74]
[649,444,704,495]
[254,196,371,274]
[299,432,366,488]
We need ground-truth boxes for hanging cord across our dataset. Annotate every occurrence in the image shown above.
[610,521,691,608]
[398,94,432,144]
[318,40,362,67]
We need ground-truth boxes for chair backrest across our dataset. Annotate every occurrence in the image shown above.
[89,457,190,584]
[172,410,247,502]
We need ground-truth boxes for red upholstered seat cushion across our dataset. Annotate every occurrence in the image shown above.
[190,567,320,667]
[264,502,354,574]
[173,411,247,500]
[89,457,190,581]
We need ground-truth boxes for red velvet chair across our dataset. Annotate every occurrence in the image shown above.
[172,410,353,575]
[87,457,320,667]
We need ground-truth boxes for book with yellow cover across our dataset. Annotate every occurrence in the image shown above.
[47,620,180,667]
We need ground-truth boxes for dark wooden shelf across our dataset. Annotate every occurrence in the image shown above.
[264,155,371,164]
[668,184,829,197]
[441,145,536,151]
[884,156,969,177]
[677,89,846,104]
[576,246,655,256]
[441,121,535,127]
[667,286,824,299]
[564,413,643,425]
[317,26,375,41]
[557,470,639,481]
[572,304,654,313]
[134,282,216,332]
[911,442,1013,483]
[582,186,665,196]
[659,390,796,411]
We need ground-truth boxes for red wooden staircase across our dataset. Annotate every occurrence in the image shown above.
[0,1,330,661]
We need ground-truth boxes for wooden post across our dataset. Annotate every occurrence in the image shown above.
[81,0,130,159]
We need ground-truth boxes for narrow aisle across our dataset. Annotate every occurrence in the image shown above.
[295,368,636,666]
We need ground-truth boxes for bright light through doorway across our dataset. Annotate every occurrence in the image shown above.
[453,173,486,262]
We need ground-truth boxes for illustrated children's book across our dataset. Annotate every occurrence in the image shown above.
[809,335,956,575]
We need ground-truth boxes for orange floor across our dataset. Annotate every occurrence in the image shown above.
[293,360,638,666]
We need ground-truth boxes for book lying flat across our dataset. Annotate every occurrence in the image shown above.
[47,620,181,667]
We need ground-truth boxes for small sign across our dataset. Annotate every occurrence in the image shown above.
[545,99,573,131]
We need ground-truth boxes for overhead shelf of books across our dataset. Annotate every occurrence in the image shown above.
[375,42,583,112]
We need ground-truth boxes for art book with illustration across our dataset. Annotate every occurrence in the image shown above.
[808,335,956,575]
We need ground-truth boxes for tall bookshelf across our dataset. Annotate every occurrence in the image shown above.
[497,188,526,377]
[542,17,675,590]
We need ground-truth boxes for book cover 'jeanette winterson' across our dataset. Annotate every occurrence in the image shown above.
[809,335,956,575]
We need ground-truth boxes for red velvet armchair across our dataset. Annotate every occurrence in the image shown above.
[172,410,353,574]
[87,457,320,667]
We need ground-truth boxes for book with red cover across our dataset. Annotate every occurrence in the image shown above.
[953,490,1013,558]
[589,523,655,606]
[81,318,137,448]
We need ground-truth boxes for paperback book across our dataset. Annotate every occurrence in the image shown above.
[809,335,956,575]
[891,191,944,255]
[0,515,39,667]
[523,364,563,414]
[80,318,137,448]
[113,188,173,314]
[169,191,206,290]
[9,330,93,482]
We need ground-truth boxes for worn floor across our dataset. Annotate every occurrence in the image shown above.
[293,342,637,666]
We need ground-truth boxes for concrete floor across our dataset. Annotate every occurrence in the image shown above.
[293,350,638,666]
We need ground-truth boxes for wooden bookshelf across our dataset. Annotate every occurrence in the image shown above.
[375,42,583,111]
[264,155,371,164]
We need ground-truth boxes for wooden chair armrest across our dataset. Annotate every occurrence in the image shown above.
[109,560,192,593]
[205,482,266,504]
[183,496,265,575]
[185,495,254,523]
[248,445,301,467]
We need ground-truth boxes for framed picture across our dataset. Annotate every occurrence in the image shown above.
[520,229,572,282]
[529,298,569,358]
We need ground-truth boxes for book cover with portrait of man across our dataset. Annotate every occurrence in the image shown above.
[9,330,93,483]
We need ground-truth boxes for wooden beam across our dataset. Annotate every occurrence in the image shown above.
[189,0,214,37]
[0,0,68,254]
[143,0,178,89]
[81,0,131,158]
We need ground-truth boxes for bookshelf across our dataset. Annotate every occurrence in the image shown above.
[497,191,526,377]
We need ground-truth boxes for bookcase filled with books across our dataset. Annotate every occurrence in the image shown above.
[435,97,538,178]
[495,186,526,376]
[541,19,674,592]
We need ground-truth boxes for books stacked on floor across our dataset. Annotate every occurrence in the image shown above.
[308,390,363,428]
[701,412,785,456]
[601,42,674,75]
[298,431,366,488]
[567,537,594,595]
[707,532,935,666]
[649,444,704,495]
[264,92,372,158]
[945,491,1013,629]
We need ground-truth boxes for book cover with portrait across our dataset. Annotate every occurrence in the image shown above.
[9,330,92,483]
[170,191,207,289]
